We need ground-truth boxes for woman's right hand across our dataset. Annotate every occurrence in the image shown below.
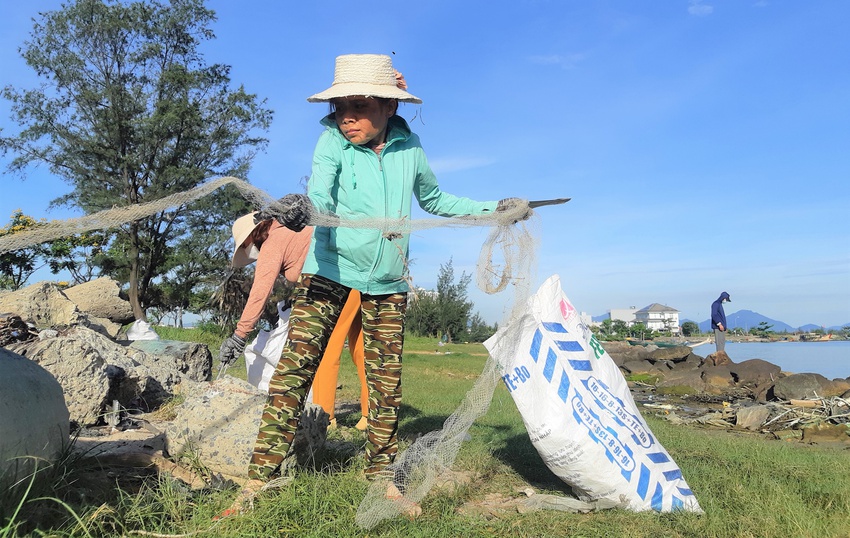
[219,334,247,366]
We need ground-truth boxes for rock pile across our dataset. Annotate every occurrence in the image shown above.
[603,340,850,440]
[603,341,850,402]
[0,279,212,426]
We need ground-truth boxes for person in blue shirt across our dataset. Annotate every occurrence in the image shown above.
[711,291,731,352]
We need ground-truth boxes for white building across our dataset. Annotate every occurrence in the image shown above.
[634,303,680,334]
[608,307,638,324]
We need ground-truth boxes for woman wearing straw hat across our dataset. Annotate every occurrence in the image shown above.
[232,54,529,517]
[219,213,371,425]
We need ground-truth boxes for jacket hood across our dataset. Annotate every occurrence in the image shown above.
[718,291,731,302]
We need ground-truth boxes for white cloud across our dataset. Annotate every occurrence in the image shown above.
[428,156,496,174]
[688,0,714,16]
[528,53,586,69]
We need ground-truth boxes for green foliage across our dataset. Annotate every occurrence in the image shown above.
[0,0,270,316]
[407,258,495,342]
[0,211,47,290]
[749,321,775,337]
[681,321,700,336]
[465,312,497,343]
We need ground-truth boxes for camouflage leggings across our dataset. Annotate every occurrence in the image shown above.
[248,273,407,481]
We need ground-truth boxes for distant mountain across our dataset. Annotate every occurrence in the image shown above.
[698,310,795,333]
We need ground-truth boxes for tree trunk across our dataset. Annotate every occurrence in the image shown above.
[128,223,145,320]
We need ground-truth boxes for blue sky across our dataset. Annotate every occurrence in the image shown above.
[1,1,848,329]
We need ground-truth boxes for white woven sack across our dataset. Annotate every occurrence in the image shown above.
[484,275,702,512]
[244,305,291,392]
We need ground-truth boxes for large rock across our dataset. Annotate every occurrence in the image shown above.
[735,404,772,431]
[7,327,212,425]
[701,364,735,394]
[0,281,82,328]
[773,373,849,400]
[648,346,692,362]
[702,351,732,367]
[620,359,667,377]
[63,277,134,325]
[0,348,70,484]
[164,377,266,479]
[656,369,706,394]
[127,339,212,383]
[730,359,782,402]
[0,281,121,338]
[602,341,650,367]
[666,353,703,371]
[165,376,330,480]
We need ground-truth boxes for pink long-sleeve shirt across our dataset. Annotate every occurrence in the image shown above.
[235,222,313,339]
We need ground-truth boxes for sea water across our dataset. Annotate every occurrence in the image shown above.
[690,340,850,380]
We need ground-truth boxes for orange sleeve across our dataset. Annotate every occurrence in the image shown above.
[234,223,313,338]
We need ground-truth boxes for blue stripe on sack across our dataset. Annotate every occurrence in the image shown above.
[542,322,568,333]
[677,486,694,497]
[672,496,684,510]
[646,452,670,464]
[568,359,592,371]
[530,329,542,362]
[663,469,683,481]
[556,340,585,352]
[651,483,664,511]
[557,369,570,402]
[637,463,650,500]
[543,348,557,382]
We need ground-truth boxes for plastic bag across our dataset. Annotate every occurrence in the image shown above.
[244,303,291,392]
[483,275,702,512]
[126,319,160,341]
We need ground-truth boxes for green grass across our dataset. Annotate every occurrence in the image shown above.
[4,331,850,537]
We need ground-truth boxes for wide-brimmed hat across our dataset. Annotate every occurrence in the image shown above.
[307,54,422,104]
[231,212,263,268]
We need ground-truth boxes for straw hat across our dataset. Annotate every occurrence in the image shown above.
[307,54,422,104]
[231,212,263,268]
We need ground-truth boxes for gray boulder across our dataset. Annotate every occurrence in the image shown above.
[0,281,81,328]
[648,346,692,362]
[656,369,706,393]
[0,280,121,338]
[164,376,330,480]
[702,350,733,367]
[0,348,70,484]
[63,277,134,324]
[773,373,848,400]
[701,364,734,394]
[164,376,265,480]
[7,326,212,425]
[735,404,772,431]
[666,353,702,371]
[730,359,782,402]
[620,359,667,377]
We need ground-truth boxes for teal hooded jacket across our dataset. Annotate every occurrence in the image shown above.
[301,114,498,295]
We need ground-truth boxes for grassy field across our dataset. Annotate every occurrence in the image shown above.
[3,331,850,537]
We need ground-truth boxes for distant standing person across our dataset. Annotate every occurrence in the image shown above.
[711,291,731,352]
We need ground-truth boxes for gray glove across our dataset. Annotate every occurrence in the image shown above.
[496,197,532,222]
[276,193,313,232]
[218,334,246,367]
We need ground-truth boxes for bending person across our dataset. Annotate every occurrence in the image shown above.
[218,212,369,426]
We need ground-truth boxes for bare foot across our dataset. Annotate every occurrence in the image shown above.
[213,478,265,520]
[355,415,368,431]
[385,482,422,519]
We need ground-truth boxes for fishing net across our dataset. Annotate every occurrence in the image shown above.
[0,176,541,529]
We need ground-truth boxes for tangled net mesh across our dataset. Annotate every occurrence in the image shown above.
[0,176,540,529]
